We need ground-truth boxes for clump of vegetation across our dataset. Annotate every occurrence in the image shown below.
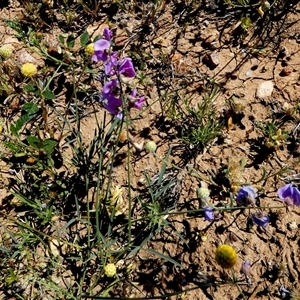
[0,0,299,299]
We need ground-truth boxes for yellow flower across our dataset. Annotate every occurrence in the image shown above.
[21,62,37,78]
[85,43,94,55]
[215,244,237,269]
[104,263,117,277]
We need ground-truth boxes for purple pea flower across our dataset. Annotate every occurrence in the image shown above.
[118,57,136,78]
[133,96,145,110]
[204,207,215,221]
[241,260,251,277]
[252,211,269,228]
[104,52,119,76]
[104,98,123,119]
[129,89,145,110]
[102,79,119,100]
[92,39,110,62]
[101,79,123,119]
[203,207,223,221]
[236,186,257,206]
[279,286,290,298]
[103,27,113,41]
[277,184,300,206]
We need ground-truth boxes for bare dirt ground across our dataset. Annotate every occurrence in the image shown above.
[1,0,300,299]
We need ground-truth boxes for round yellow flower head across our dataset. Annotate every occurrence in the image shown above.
[0,46,13,59]
[21,62,37,78]
[215,244,237,269]
[104,263,117,277]
[85,43,94,55]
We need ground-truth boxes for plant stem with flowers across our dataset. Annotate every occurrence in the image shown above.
[87,27,145,120]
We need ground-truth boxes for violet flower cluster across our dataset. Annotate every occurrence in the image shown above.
[91,27,145,119]
[236,183,300,228]
[236,186,269,228]
[201,182,300,227]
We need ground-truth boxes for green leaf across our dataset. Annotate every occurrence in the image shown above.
[4,141,22,154]
[41,139,57,155]
[5,268,18,284]
[10,103,39,136]
[58,35,65,44]
[10,114,34,136]
[23,84,36,92]
[66,34,75,49]
[42,89,55,100]
[158,147,172,186]
[10,124,18,136]
[23,102,39,115]
[26,136,57,155]
[26,136,41,149]
[80,31,89,47]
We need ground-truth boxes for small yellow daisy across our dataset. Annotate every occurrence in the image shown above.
[85,43,94,55]
[215,244,237,269]
[21,62,37,78]
[104,263,117,277]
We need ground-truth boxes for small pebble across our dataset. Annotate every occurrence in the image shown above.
[280,66,293,76]
[256,81,274,98]
[246,70,252,77]
[289,221,298,230]
[203,52,219,68]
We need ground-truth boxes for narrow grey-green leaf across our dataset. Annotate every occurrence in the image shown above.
[145,248,181,267]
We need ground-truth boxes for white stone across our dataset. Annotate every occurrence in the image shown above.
[256,81,274,98]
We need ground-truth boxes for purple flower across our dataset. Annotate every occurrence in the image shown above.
[279,286,290,298]
[277,184,300,206]
[133,96,145,110]
[204,207,215,221]
[101,80,123,118]
[118,57,136,78]
[92,39,110,62]
[241,260,251,276]
[203,207,223,221]
[102,79,119,99]
[104,98,123,119]
[128,89,145,110]
[236,186,257,206]
[103,27,113,41]
[104,52,119,76]
[252,211,269,228]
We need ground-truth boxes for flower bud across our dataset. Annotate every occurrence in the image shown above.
[262,1,271,10]
[198,187,210,201]
[145,141,157,153]
[0,45,13,59]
